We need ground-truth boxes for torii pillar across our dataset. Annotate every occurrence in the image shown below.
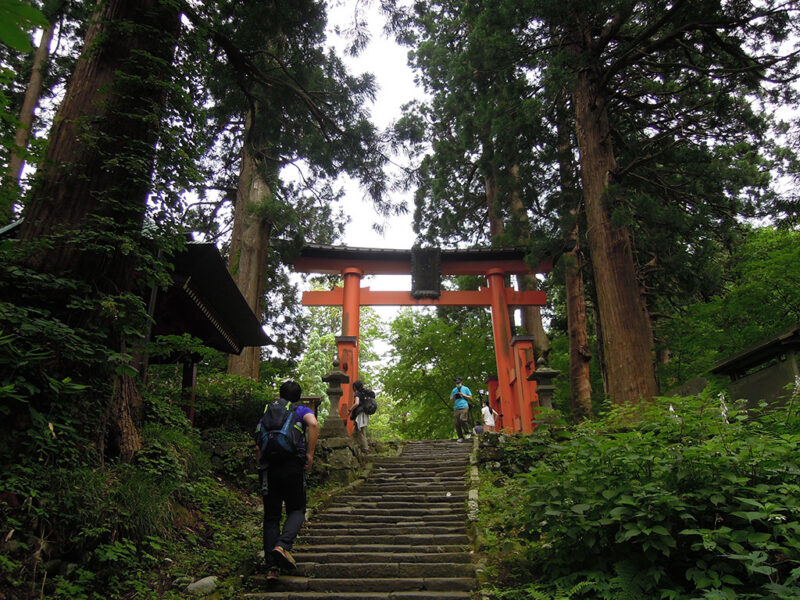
[332,267,364,430]
[293,245,552,434]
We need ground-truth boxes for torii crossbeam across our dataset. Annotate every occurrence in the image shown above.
[293,245,552,434]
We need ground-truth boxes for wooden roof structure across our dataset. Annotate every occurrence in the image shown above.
[711,322,800,379]
[292,244,553,276]
[150,242,270,356]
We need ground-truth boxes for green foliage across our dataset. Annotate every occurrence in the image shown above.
[658,227,800,386]
[298,294,388,425]
[478,394,800,599]
[0,365,258,598]
[546,332,605,417]
[379,302,495,440]
[192,373,271,431]
[0,0,48,52]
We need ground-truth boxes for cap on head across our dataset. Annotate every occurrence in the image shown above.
[455,377,462,383]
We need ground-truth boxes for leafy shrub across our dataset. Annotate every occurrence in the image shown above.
[193,373,270,431]
[478,394,800,599]
[201,427,256,488]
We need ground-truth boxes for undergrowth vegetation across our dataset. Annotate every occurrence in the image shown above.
[477,393,800,600]
[0,368,273,599]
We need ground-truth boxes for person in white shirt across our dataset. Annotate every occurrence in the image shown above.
[481,400,500,432]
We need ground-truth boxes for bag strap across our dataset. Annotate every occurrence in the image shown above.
[280,402,296,436]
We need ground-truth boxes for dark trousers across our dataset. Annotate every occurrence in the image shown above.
[260,459,306,567]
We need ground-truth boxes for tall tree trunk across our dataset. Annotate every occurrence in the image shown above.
[484,164,504,240]
[571,68,658,405]
[484,159,519,338]
[4,21,55,206]
[227,109,272,380]
[555,97,592,420]
[509,164,551,360]
[18,0,180,459]
[564,232,592,419]
[590,290,609,397]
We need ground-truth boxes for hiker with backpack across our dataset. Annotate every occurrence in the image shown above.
[254,380,319,580]
[348,379,374,452]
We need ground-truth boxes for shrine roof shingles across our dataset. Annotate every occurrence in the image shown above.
[292,244,552,276]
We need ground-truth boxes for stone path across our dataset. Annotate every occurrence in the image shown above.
[245,439,477,599]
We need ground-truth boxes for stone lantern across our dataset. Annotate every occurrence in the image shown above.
[527,356,560,410]
[321,358,350,438]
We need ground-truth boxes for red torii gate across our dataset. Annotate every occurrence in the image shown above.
[293,245,552,434]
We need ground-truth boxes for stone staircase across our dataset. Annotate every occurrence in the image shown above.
[246,439,477,599]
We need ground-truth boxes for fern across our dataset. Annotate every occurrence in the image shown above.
[610,560,644,600]
[564,580,597,598]
[487,579,599,600]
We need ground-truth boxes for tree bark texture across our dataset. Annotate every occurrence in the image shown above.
[572,68,658,405]
[484,167,504,240]
[5,21,55,207]
[103,373,144,462]
[509,165,551,360]
[555,99,592,420]
[17,0,180,460]
[227,117,272,380]
[20,0,179,289]
[483,162,519,340]
[564,240,593,420]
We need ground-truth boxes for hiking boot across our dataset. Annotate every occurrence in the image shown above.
[456,437,464,443]
[465,434,471,440]
[272,545,296,570]
[266,568,279,581]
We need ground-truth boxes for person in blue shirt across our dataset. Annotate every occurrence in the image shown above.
[450,377,473,442]
[256,380,319,580]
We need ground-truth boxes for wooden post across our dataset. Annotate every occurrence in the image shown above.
[511,335,538,433]
[486,268,517,432]
[340,267,362,431]
[335,335,358,434]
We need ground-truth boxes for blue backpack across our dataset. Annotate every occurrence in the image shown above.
[255,399,305,463]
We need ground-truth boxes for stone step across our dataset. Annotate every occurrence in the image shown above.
[333,496,467,506]
[295,551,471,564]
[293,561,475,579]
[374,459,469,468]
[244,590,473,599]
[375,456,470,465]
[365,477,467,486]
[296,533,470,546]
[368,467,469,476]
[305,525,466,537]
[308,518,465,529]
[380,453,470,460]
[358,482,468,490]
[356,485,467,494]
[339,490,467,497]
[247,440,477,599]
[308,517,465,528]
[291,544,470,554]
[401,442,472,450]
[247,575,476,593]
[371,465,469,472]
[397,452,471,459]
[369,472,467,480]
[376,458,468,466]
[321,507,463,518]
[311,510,465,521]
